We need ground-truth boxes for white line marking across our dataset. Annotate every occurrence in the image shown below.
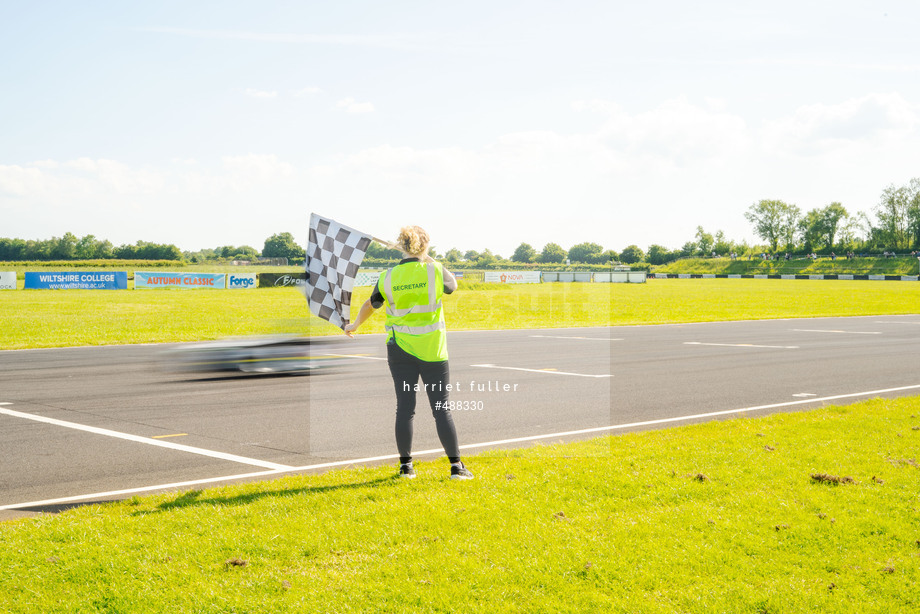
[530,335,622,341]
[327,354,387,361]
[792,393,817,398]
[792,329,881,335]
[684,342,799,349]
[7,383,920,512]
[0,407,292,471]
[470,364,612,378]
[874,321,920,325]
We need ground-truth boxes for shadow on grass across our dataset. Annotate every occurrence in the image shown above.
[2,475,399,520]
[135,475,398,515]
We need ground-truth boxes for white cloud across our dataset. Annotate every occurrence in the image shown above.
[762,93,920,154]
[0,164,50,197]
[4,94,919,253]
[295,86,324,97]
[336,97,375,114]
[245,88,278,98]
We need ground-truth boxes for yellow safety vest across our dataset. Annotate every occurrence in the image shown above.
[378,261,448,361]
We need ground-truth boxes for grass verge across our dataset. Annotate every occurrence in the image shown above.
[652,256,920,276]
[7,279,920,349]
[2,397,919,612]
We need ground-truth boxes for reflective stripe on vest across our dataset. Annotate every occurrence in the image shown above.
[385,321,446,335]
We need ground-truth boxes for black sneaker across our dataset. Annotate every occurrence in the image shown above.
[399,463,416,479]
[450,462,474,480]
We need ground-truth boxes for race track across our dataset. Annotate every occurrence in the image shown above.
[3,315,920,518]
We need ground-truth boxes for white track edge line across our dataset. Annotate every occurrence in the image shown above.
[0,407,292,471]
[3,383,920,511]
[470,364,612,378]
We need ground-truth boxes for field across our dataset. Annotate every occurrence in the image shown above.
[6,278,920,349]
[1,397,918,612]
[4,275,920,612]
[653,256,920,276]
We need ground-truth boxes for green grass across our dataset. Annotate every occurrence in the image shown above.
[610,279,920,325]
[2,397,919,612]
[1,283,614,349]
[653,256,920,276]
[7,279,920,350]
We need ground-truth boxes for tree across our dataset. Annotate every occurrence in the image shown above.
[906,178,920,248]
[876,179,920,250]
[647,244,672,265]
[366,241,401,260]
[511,242,536,263]
[50,232,78,260]
[695,227,714,255]
[476,249,497,267]
[821,202,849,249]
[263,232,304,261]
[567,242,605,264]
[601,249,618,263]
[444,248,463,262]
[745,200,800,252]
[75,235,97,259]
[713,230,733,255]
[463,250,480,261]
[219,245,260,260]
[618,245,645,264]
[114,240,182,260]
[539,242,566,263]
[679,241,698,258]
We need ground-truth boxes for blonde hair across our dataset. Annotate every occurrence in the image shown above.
[397,225,430,256]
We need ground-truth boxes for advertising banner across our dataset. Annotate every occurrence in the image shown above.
[227,273,258,289]
[483,271,540,284]
[485,271,542,284]
[0,272,15,290]
[24,271,127,290]
[258,272,307,288]
[135,272,226,289]
[354,271,382,287]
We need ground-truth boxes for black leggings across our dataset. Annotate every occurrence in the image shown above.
[387,341,460,464]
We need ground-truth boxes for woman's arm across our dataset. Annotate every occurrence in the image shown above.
[344,299,377,337]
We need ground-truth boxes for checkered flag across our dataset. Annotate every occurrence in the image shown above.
[305,213,373,329]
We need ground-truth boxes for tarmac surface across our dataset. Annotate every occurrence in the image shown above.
[3,316,920,517]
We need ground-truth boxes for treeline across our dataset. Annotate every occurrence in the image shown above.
[0,234,182,261]
[644,176,920,266]
[365,240,619,268]
[0,232,307,264]
[9,176,917,267]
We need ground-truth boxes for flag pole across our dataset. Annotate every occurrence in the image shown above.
[371,236,401,251]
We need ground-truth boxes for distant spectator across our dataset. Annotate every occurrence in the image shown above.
[784,253,790,261]
[831,252,836,260]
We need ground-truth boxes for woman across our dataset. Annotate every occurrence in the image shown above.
[344,225,473,480]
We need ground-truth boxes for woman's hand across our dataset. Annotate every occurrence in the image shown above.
[344,322,359,338]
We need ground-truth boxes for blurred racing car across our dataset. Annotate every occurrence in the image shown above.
[164,335,359,375]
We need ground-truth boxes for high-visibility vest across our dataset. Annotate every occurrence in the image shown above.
[378,261,447,361]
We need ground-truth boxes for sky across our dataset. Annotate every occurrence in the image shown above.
[2,1,919,257]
